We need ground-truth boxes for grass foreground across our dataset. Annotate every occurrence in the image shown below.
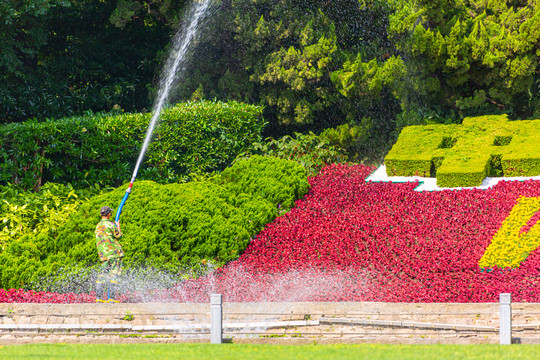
[1,343,540,360]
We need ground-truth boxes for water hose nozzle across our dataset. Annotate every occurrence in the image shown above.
[115,182,134,222]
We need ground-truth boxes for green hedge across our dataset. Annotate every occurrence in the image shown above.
[501,121,540,177]
[221,155,310,212]
[436,153,491,188]
[384,124,460,177]
[385,115,540,187]
[0,100,265,191]
[0,156,309,290]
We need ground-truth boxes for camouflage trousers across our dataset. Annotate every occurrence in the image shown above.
[95,257,124,302]
[96,257,123,284]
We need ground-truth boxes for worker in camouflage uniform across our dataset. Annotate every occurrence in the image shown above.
[95,206,123,303]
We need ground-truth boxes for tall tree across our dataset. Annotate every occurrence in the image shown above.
[0,0,71,121]
[388,0,540,121]
[172,0,399,140]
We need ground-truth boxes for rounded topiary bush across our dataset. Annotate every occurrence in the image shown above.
[0,156,309,290]
[221,155,310,212]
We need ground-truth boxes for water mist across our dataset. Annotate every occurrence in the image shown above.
[115,0,214,222]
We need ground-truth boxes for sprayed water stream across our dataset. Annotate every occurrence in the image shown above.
[131,0,213,182]
[113,0,213,221]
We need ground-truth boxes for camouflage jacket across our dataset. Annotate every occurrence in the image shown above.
[95,219,124,261]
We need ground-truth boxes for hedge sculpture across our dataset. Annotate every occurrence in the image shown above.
[385,115,540,187]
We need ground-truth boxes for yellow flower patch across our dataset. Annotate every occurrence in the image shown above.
[479,197,540,269]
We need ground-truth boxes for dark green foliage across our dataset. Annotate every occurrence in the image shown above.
[171,0,398,144]
[236,133,346,176]
[0,156,308,290]
[0,0,170,123]
[0,1,71,76]
[0,100,264,191]
[388,0,540,121]
[320,122,383,162]
[109,0,189,28]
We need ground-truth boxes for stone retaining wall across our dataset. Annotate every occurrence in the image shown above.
[1,302,539,344]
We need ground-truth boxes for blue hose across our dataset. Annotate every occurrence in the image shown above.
[115,182,133,222]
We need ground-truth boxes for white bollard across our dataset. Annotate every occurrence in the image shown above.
[210,294,223,344]
[500,293,512,345]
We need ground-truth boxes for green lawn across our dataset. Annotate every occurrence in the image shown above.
[1,344,539,360]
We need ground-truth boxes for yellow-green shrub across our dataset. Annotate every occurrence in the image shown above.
[385,115,540,187]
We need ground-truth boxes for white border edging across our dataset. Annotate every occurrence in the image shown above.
[366,165,540,192]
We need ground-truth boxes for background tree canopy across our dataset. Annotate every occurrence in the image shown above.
[1,0,538,157]
[0,0,171,122]
[388,0,540,122]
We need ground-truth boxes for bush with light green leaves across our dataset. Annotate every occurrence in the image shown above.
[0,156,309,290]
[385,115,540,187]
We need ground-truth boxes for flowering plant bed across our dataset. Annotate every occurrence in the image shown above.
[0,289,94,303]
[4,164,540,303]
[162,164,540,303]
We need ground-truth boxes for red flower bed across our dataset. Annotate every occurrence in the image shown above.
[5,164,540,303]
[157,163,540,303]
[0,289,94,303]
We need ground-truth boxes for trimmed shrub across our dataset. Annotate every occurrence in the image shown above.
[385,124,460,177]
[0,156,308,290]
[385,115,540,187]
[501,120,540,177]
[436,153,491,188]
[0,100,265,191]
[221,155,310,213]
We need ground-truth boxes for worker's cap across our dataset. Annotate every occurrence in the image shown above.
[100,206,113,216]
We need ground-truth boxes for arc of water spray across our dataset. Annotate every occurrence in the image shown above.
[115,0,213,222]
